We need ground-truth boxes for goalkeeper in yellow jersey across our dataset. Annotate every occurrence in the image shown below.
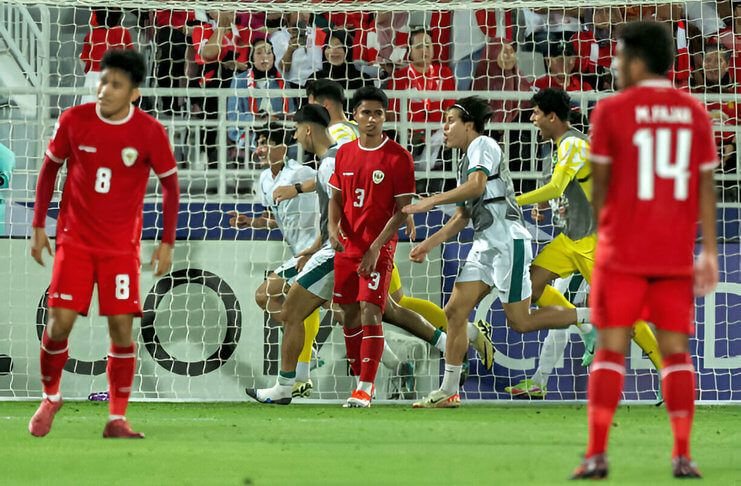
[512,88,663,399]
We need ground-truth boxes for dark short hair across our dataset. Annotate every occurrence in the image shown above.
[350,86,388,111]
[618,21,674,76]
[545,39,575,58]
[93,8,124,28]
[703,42,731,61]
[100,49,146,87]
[449,96,493,133]
[409,27,431,46]
[531,88,571,122]
[294,104,331,128]
[255,123,291,146]
[306,79,344,105]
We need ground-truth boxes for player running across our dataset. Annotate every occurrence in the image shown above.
[571,21,718,479]
[509,88,663,397]
[29,49,180,438]
[273,80,479,365]
[404,96,591,408]
[227,125,320,398]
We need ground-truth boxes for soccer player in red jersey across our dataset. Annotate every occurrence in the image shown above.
[328,86,416,407]
[571,22,718,479]
[28,50,180,439]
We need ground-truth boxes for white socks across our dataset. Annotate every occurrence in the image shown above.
[440,364,462,395]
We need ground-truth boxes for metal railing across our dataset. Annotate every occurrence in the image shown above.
[0,86,739,205]
[0,3,49,88]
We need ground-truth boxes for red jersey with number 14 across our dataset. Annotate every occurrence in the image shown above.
[329,137,415,257]
[45,103,177,255]
[590,79,718,276]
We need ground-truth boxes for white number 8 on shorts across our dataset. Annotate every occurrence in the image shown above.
[115,274,130,300]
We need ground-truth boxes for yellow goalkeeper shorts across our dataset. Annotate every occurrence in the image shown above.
[532,233,596,282]
[389,264,402,296]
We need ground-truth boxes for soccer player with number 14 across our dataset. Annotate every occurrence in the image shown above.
[571,22,718,479]
[28,49,180,439]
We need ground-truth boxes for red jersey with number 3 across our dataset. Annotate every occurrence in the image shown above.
[328,137,415,257]
[590,79,718,276]
[45,103,177,255]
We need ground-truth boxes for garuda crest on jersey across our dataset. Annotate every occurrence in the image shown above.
[372,170,384,184]
[121,147,138,167]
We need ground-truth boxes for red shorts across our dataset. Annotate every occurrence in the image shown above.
[48,243,142,317]
[333,242,396,312]
[592,266,694,335]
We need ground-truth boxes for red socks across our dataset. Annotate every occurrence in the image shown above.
[661,353,696,459]
[586,349,626,457]
[343,327,363,376]
[359,324,384,384]
[40,330,69,397]
[107,344,136,417]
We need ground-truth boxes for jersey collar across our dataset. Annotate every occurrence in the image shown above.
[636,79,673,88]
[96,103,135,125]
[358,136,389,151]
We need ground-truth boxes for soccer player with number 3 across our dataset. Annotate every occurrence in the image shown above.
[328,87,416,408]
[28,50,180,438]
[571,22,718,479]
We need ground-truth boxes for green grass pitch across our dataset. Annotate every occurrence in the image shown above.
[2,402,738,485]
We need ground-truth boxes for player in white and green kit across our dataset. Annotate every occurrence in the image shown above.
[404,97,592,408]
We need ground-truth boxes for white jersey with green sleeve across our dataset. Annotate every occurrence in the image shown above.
[456,135,532,303]
[258,159,319,255]
[458,135,531,251]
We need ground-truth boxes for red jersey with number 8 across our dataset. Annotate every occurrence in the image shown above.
[45,103,177,255]
[589,79,718,276]
[328,137,415,257]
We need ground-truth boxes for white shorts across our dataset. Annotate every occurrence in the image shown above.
[273,256,301,285]
[457,237,533,304]
[295,244,335,301]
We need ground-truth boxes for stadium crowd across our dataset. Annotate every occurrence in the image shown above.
[78,2,740,199]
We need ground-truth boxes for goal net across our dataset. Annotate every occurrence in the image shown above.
[0,0,738,402]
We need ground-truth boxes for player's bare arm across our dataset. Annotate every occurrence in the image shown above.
[227,210,278,229]
[409,207,470,263]
[30,227,53,267]
[403,170,487,214]
[590,161,611,221]
[694,169,719,296]
[358,194,412,276]
[328,187,344,252]
[150,242,173,277]
[272,178,317,203]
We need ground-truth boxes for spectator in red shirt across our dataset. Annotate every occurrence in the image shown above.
[386,28,455,174]
[694,43,738,178]
[570,7,622,91]
[80,8,133,103]
[533,40,594,93]
[718,0,741,83]
[472,39,536,193]
[190,10,250,170]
